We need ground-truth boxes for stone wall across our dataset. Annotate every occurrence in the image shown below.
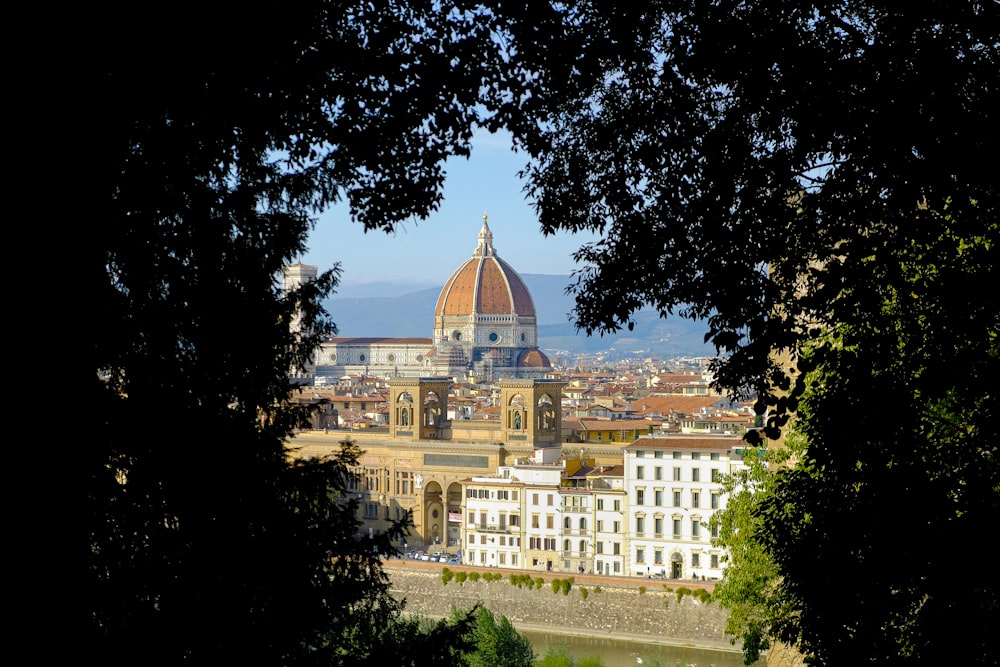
[385,565,737,652]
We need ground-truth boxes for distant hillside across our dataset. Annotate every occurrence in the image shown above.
[324,274,715,359]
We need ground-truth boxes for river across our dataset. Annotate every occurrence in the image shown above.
[520,629,758,667]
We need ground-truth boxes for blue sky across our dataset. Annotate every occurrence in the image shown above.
[299,129,601,288]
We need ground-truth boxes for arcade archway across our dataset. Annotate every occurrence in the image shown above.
[423,480,444,547]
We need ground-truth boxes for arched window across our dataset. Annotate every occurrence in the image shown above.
[424,391,441,426]
[579,517,587,530]
[537,394,555,431]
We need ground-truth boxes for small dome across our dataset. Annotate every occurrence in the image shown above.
[434,218,536,318]
[517,349,551,368]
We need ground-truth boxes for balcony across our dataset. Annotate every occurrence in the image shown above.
[477,524,511,533]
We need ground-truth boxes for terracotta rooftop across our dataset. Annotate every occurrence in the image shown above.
[623,435,745,450]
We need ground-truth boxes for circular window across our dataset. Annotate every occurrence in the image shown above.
[387,353,395,362]
[359,354,366,362]
[453,331,463,341]
[415,354,423,362]
[329,353,337,362]
[488,331,500,343]
[432,509,440,519]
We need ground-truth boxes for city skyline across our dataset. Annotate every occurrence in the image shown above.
[299,129,602,287]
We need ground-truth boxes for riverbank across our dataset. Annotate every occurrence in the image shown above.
[383,561,739,654]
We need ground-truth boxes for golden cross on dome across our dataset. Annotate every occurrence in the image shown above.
[483,212,488,223]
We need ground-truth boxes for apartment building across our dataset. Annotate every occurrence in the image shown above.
[590,467,627,577]
[454,435,748,579]
[520,461,563,572]
[461,447,565,571]
[462,476,524,568]
[559,488,592,574]
[623,435,747,580]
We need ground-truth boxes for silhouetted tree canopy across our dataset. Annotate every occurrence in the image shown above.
[515,2,998,416]
[65,2,581,664]
[575,5,1000,665]
[45,1,998,665]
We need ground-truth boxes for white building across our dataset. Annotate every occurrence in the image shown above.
[461,447,564,570]
[456,435,750,579]
[623,435,747,580]
[507,448,564,572]
[462,476,524,569]
[589,468,627,577]
[559,488,592,574]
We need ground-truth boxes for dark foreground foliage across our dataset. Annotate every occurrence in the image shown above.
[31,2,998,665]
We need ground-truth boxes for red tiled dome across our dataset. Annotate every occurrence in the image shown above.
[434,219,536,318]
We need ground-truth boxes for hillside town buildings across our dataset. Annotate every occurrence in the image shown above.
[288,217,755,580]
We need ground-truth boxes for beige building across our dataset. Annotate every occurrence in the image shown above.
[292,376,565,549]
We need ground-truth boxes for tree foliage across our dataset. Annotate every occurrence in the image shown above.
[450,606,535,667]
[715,209,998,665]
[499,4,999,665]
[534,646,605,667]
[755,216,998,666]
[47,1,999,664]
[479,1,998,664]
[61,2,586,663]
[514,1,999,415]
[64,2,671,662]
[359,611,478,667]
[710,433,804,664]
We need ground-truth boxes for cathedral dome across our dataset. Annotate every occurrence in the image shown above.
[517,348,551,368]
[434,217,536,318]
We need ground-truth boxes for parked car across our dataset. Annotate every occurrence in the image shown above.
[416,551,430,561]
[447,557,461,564]
[431,551,447,562]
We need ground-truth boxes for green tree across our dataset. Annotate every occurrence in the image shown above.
[362,612,477,667]
[754,216,998,666]
[710,435,801,664]
[466,606,536,667]
[516,2,997,414]
[534,646,605,667]
[447,606,534,667]
[713,214,998,665]
[535,647,577,667]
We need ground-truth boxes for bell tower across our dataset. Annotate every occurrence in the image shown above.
[389,377,452,440]
[497,379,566,447]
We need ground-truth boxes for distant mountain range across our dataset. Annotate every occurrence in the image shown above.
[324,275,716,360]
